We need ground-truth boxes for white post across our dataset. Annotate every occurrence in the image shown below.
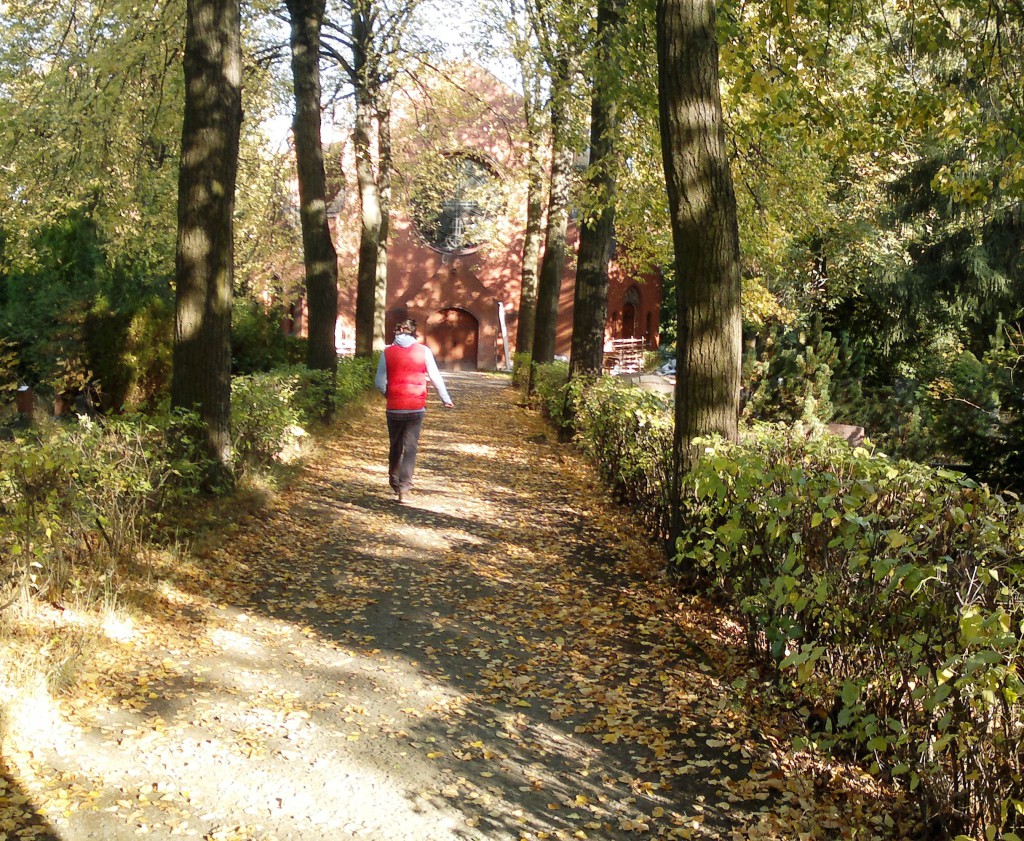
[497,302,512,370]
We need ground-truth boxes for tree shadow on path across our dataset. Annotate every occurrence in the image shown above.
[17,372,909,841]
[211,371,905,840]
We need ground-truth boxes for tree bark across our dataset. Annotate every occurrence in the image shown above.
[514,86,545,363]
[656,0,743,514]
[374,98,392,352]
[171,0,242,485]
[570,0,619,378]
[352,8,380,358]
[530,57,573,372]
[286,0,339,384]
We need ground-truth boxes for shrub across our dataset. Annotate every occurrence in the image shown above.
[570,376,673,538]
[334,355,377,408]
[0,409,205,604]
[744,318,837,427]
[538,370,1024,838]
[675,427,1024,838]
[231,299,295,375]
[231,358,377,468]
[231,370,307,466]
[512,352,532,389]
[530,361,571,427]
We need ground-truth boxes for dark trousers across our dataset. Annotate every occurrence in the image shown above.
[386,410,425,492]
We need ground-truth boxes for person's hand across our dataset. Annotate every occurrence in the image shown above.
[443,401,454,409]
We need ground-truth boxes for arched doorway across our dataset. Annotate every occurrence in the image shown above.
[621,286,641,339]
[426,308,479,371]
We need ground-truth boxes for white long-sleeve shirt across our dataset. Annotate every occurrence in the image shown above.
[374,333,453,406]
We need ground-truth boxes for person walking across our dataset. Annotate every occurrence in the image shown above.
[375,319,454,504]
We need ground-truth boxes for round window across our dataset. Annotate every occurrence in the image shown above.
[410,156,500,254]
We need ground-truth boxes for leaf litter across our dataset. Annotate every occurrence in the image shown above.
[0,372,916,840]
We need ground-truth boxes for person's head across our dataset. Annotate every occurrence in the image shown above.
[395,319,417,338]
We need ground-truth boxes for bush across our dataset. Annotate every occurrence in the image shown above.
[231,299,297,375]
[231,358,377,468]
[571,376,673,537]
[537,370,1024,838]
[512,352,532,389]
[530,361,572,427]
[744,318,836,427]
[675,427,1024,838]
[0,409,205,604]
[334,355,378,408]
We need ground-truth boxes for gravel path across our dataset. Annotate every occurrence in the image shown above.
[1,373,901,841]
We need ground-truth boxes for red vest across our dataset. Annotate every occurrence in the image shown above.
[384,343,428,410]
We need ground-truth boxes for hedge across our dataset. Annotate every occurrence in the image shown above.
[532,362,1024,840]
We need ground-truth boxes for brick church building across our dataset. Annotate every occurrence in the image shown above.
[312,65,661,371]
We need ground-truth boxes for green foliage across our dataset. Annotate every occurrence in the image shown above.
[0,354,376,603]
[744,318,837,427]
[0,213,173,407]
[0,339,19,395]
[532,363,673,538]
[231,299,305,375]
[925,316,1024,491]
[230,358,376,468]
[512,353,532,389]
[530,361,572,429]
[674,428,1024,838]
[0,0,185,266]
[982,318,1024,490]
[333,354,378,408]
[0,409,205,603]
[539,368,1024,837]
[231,372,308,467]
[570,376,673,538]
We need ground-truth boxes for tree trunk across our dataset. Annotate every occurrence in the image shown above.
[171,0,242,485]
[514,87,545,362]
[570,0,619,378]
[352,9,380,358]
[530,58,573,373]
[286,0,339,384]
[374,99,392,352]
[656,0,743,521]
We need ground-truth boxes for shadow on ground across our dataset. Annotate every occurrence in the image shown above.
[8,372,909,841]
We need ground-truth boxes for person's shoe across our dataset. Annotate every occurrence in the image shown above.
[398,490,409,504]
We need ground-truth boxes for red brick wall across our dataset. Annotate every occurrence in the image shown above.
[324,66,660,370]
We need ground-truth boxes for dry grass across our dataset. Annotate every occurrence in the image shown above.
[0,459,289,757]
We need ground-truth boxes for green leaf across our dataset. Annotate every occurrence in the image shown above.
[887,530,910,549]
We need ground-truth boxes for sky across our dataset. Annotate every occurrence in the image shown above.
[262,0,519,150]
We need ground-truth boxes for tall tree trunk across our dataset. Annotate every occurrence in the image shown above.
[571,0,619,378]
[374,98,392,352]
[530,58,573,374]
[171,0,242,485]
[515,89,545,363]
[656,0,743,529]
[286,0,339,384]
[352,9,380,358]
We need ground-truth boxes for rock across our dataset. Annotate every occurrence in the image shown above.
[825,423,866,447]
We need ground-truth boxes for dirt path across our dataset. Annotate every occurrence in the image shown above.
[2,373,902,840]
